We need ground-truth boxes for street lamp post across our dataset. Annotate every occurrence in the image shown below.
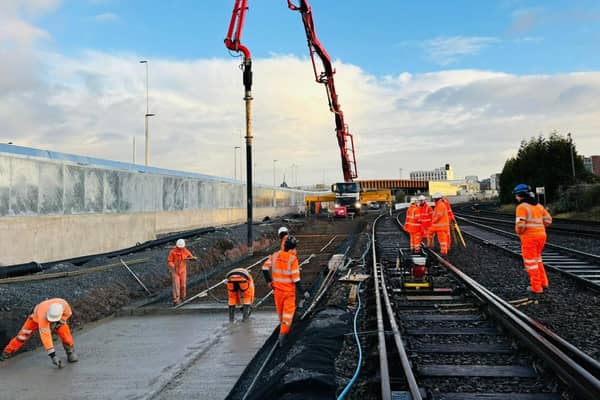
[234,146,240,180]
[139,60,154,166]
[273,159,278,207]
[132,137,136,164]
[567,132,576,181]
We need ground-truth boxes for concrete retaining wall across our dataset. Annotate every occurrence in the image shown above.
[0,145,314,265]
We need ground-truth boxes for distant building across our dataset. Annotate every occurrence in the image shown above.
[465,175,479,183]
[410,164,454,181]
[490,173,501,191]
[480,178,491,191]
[584,157,593,173]
[591,156,600,176]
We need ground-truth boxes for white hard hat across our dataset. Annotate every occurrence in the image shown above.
[176,239,185,248]
[417,195,426,201]
[278,227,289,236]
[432,192,442,199]
[411,197,418,203]
[47,303,64,322]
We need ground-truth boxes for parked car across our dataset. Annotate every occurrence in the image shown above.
[367,201,380,210]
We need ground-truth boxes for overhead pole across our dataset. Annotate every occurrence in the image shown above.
[225,0,254,254]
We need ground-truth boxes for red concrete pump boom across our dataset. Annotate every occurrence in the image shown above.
[224,0,358,182]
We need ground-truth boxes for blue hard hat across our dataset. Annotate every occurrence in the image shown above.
[512,184,530,195]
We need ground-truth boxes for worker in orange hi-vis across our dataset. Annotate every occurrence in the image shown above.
[1,298,78,368]
[277,226,296,255]
[404,197,422,253]
[226,267,255,322]
[167,239,197,306]
[430,193,450,257]
[440,196,455,247]
[262,235,309,347]
[416,195,433,248]
[513,184,552,294]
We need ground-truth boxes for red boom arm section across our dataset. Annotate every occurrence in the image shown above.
[225,0,358,182]
[287,0,358,182]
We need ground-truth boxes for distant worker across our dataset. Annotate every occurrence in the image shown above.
[404,197,422,253]
[416,195,433,249]
[440,195,455,247]
[514,184,552,294]
[1,298,78,368]
[430,193,450,257]
[226,267,255,322]
[262,235,310,347]
[167,239,197,306]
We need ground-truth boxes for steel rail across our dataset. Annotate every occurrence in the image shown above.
[422,245,600,399]
[456,216,600,291]
[455,212,600,238]
[371,214,421,400]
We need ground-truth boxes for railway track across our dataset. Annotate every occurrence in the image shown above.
[371,212,600,399]
[455,215,600,291]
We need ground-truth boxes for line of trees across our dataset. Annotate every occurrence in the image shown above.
[499,131,597,204]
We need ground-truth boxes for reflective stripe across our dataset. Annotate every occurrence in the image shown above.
[293,278,300,282]
[523,258,538,263]
[272,277,295,283]
[272,268,296,275]
[21,329,33,334]
[282,313,294,319]
[16,335,27,341]
[46,348,55,355]
[39,327,50,333]
[524,265,539,271]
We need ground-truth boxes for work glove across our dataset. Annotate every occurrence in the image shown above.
[50,354,64,369]
[303,291,310,300]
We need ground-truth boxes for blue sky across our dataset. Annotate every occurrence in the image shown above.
[2,0,600,185]
[38,0,600,75]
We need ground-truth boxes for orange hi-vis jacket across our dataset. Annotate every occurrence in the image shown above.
[262,250,300,292]
[431,200,449,232]
[167,247,194,271]
[441,198,455,222]
[515,202,552,237]
[417,203,433,230]
[404,204,421,233]
[33,298,72,353]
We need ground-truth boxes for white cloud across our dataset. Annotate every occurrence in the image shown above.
[422,36,500,66]
[92,12,118,22]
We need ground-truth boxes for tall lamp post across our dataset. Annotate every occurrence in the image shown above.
[567,132,576,181]
[234,146,240,180]
[139,60,154,166]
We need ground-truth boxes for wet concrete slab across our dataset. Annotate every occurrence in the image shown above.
[0,310,278,400]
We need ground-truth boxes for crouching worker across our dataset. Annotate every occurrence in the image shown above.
[226,268,255,322]
[262,235,309,347]
[1,298,78,368]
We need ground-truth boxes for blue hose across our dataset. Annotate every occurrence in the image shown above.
[337,281,364,400]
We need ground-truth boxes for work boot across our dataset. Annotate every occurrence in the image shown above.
[242,305,250,321]
[278,334,287,348]
[228,306,235,323]
[64,345,79,363]
[0,352,9,362]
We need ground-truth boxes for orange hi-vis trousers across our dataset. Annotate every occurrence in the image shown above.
[520,236,548,293]
[429,230,449,255]
[227,276,255,306]
[3,317,74,356]
[274,289,296,335]
[170,266,187,304]
[409,231,422,252]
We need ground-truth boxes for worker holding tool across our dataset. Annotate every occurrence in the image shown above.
[430,193,450,257]
[262,235,309,347]
[167,239,197,306]
[226,267,255,322]
[513,184,552,294]
[1,298,78,368]
[416,195,432,249]
[440,195,455,247]
[404,197,422,253]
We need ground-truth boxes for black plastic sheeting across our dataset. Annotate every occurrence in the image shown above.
[0,226,216,279]
[247,306,352,400]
